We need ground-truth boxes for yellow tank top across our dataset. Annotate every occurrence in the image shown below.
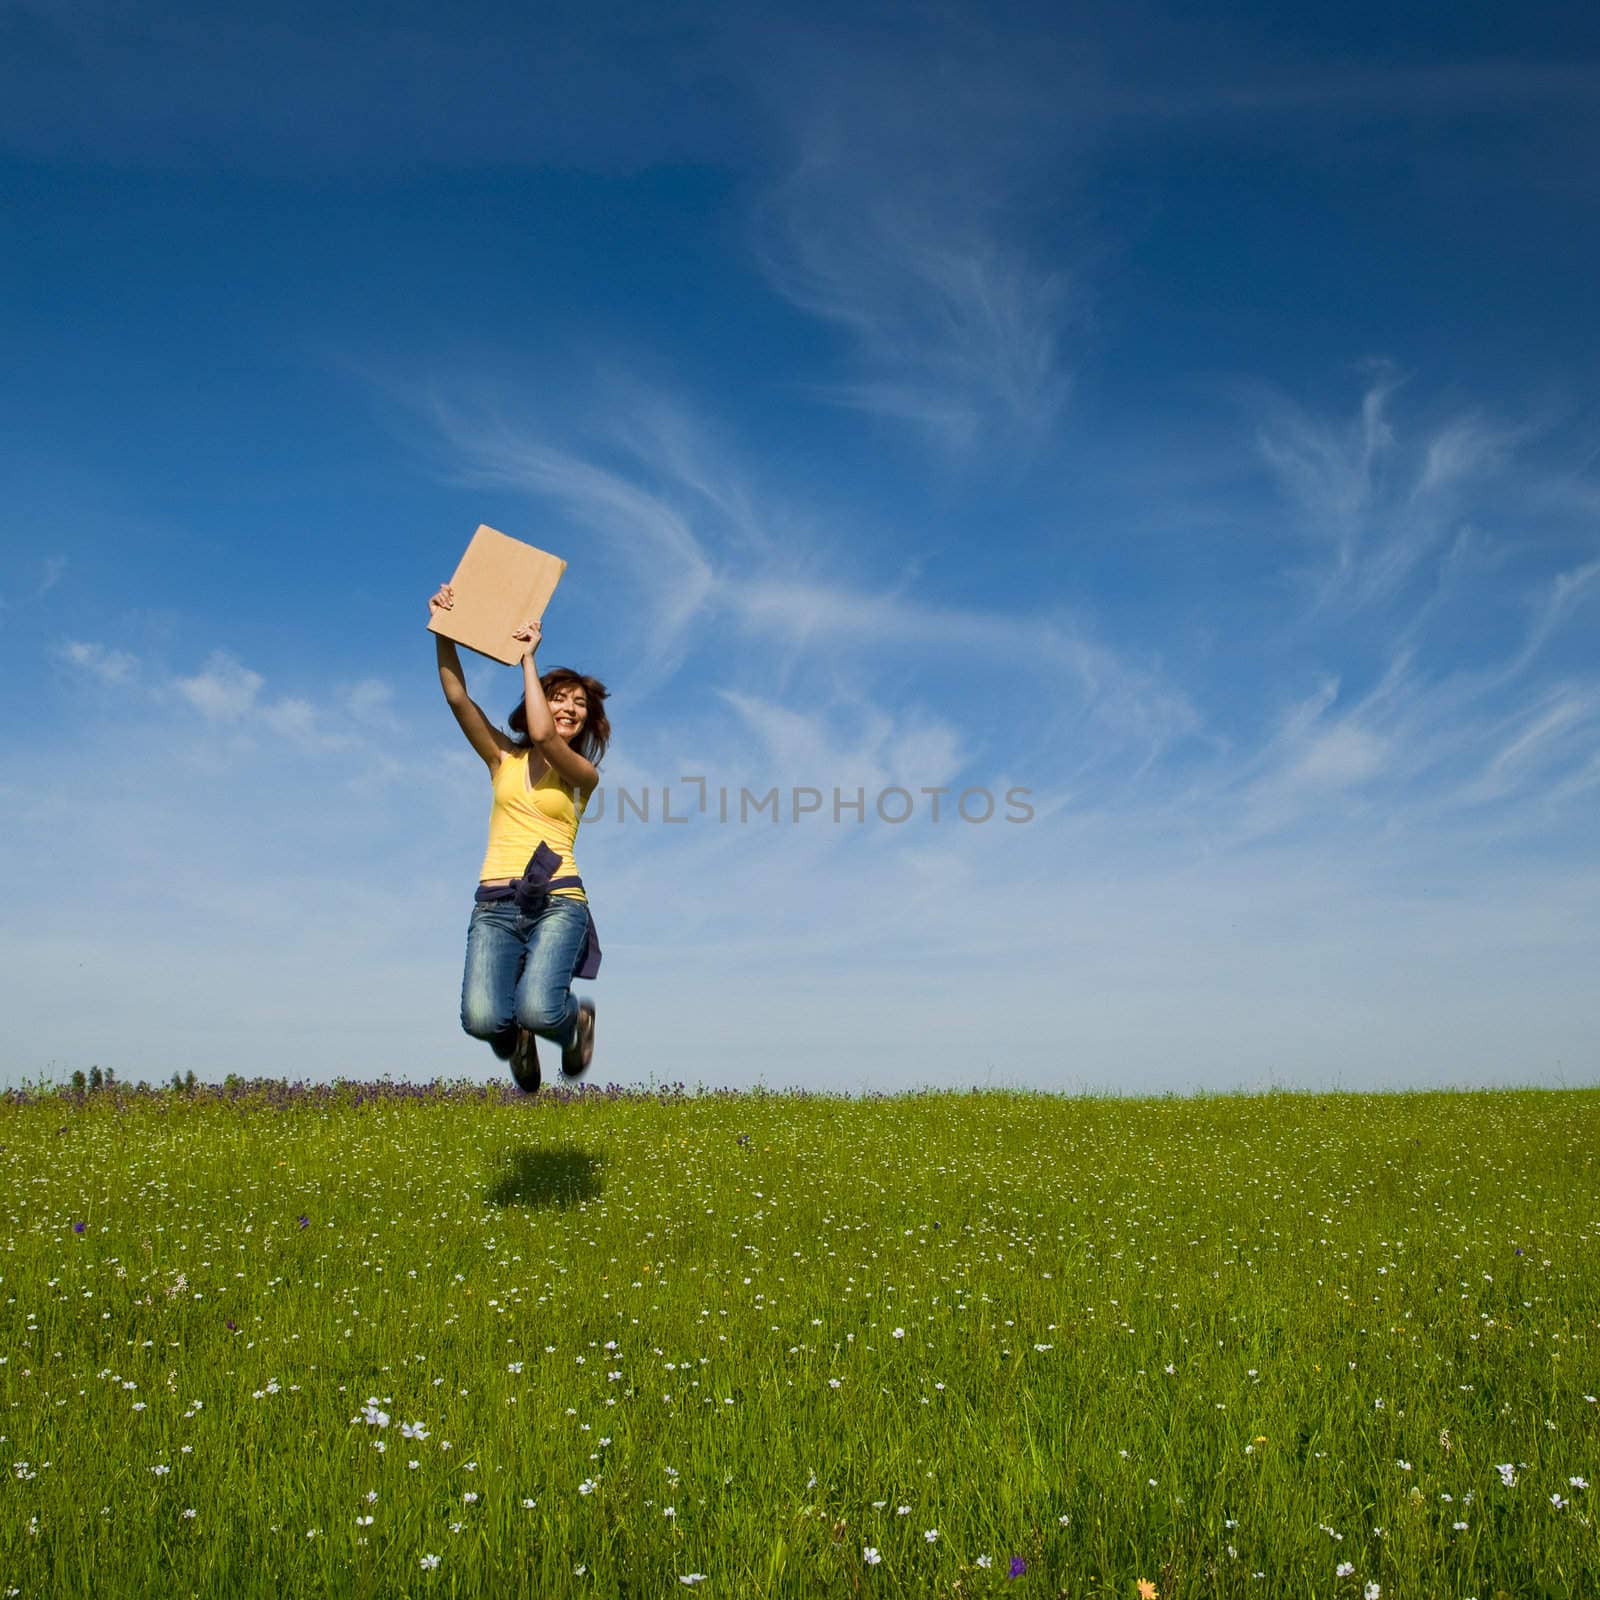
[479,751,588,901]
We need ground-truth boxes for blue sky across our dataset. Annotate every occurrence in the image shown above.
[3,1,1598,1092]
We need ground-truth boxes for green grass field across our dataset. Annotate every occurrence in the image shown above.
[2,1081,1597,1598]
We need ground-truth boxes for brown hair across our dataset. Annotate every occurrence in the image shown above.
[507,668,610,766]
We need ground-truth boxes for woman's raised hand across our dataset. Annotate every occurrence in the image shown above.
[429,583,455,617]
[512,618,543,656]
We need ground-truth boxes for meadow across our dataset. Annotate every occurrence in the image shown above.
[1,1080,1597,1599]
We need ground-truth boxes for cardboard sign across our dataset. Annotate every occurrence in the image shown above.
[427,525,568,665]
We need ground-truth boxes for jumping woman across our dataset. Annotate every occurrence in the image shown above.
[428,582,609,1092]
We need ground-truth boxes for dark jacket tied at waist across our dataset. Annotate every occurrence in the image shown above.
[473,841,602,979]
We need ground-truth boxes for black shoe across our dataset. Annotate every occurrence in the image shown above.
[561,1000,595,1079]
[509,1028,541,1093]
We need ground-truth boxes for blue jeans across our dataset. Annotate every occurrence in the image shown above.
[460,895,590,1059]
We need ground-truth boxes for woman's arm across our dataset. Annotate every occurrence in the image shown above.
[430,584,506,772]
[514,621,600,796]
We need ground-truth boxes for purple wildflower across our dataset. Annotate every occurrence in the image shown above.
[736,1134,750,1147]
[1515,1247,1524,1256]
[298,1215,310,1229]
[74,1221,87,1234]
[1008,1556,1028,1578]
[225,1318,238,1333]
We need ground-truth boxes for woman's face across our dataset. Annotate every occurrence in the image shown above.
[549,683,588,742]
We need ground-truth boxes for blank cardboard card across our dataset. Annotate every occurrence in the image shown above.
[428,525,568,665]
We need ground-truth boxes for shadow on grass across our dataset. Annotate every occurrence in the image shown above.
[486,1147,604,1209]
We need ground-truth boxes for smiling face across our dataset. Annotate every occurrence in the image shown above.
[548,681,588,742]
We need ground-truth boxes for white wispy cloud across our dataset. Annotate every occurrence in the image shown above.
[747,27,1078,448]
[1252,368,1403,593]
[1465,688,1600,805]
[1252,375,1547,616]
[723,574,1201,764]
[1414,413,1522,497]
[261,696,357,751]
[56,638,139,683]
[54,638,410,761]
[174,651,264,720]
[344,677,404,733]
[716,689,966,800]
[1514,558,1600,672]
[1286,723,1389,791]
[1181,393,1600,855]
